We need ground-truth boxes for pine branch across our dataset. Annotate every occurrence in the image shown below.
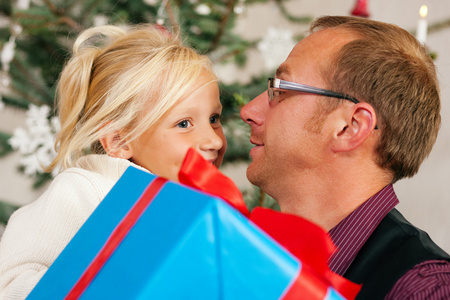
[57,16,82,31]
[428,18,450,35]
[80,0,105,26]
[10,57,52,105]
[37,0,81,30]
[14,11,53,24]
[210,0,237,51]
[259,188,265,207]
[409,18,450,37]
[32,172,53,189]
[0,200,19,225]
[62,0,82,12]
[213,40,258,64]
[6,86,46,107]
[42,0,62,15]
[274,0,312,23]
[0,132,13,157]
[166,0,180,35]
[14,9,79,32]
[242,186,280,212]
[1,95,30,109]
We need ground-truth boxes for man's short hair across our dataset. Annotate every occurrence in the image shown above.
[311,16,441,182]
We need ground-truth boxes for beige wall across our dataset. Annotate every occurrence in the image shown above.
[1,0,449,252]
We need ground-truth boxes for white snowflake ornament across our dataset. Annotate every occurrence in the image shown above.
[257,27,296,71]
[1,37,16,72]
[16,0,31,10]
[93,15,109,27]
[195,4,211,15]
[9,104,60,176]
[9,127,33,155]
[143,0,158,5]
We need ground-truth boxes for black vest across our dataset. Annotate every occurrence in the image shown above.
[343,209,450,299]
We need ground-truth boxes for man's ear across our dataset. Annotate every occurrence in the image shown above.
[331,103,377,152]
[99,130,133,159]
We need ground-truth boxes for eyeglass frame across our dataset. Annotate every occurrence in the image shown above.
[268,78,359,104]
[267,78,378,129]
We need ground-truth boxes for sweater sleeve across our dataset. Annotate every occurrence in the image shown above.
[0,170,108,300]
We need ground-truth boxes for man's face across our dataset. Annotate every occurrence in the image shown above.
[240,28,356,198]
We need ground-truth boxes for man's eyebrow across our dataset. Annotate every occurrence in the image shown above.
[275,65,289,77]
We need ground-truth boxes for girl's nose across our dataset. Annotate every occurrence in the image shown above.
[199,126,224,152]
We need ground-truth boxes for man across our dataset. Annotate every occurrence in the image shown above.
[240,16,450,299]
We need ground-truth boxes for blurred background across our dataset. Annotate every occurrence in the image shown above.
[0,0,449,252]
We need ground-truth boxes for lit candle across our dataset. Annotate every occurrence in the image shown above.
[416,5,428,44]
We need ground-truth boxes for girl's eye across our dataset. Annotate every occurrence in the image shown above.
[177,119,192,128]
[210,114,221,124]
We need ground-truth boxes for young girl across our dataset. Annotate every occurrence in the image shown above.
[0,24,226,299]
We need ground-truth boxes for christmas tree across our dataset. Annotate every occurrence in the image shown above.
[0,0,313,225]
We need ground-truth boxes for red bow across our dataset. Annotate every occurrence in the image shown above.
[179,148,361,300]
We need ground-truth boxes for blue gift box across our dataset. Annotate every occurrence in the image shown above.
[27,166,345,300]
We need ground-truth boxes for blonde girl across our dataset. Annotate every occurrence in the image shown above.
[0,24,226,299]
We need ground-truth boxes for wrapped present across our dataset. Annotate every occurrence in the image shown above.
[27,149,360,300]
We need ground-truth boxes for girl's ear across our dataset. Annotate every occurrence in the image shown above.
[99,130,133,159]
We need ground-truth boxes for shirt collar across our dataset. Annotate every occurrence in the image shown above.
[328,184,399,275]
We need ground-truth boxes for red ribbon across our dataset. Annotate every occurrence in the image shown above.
[283,264,329,299]
[66,177,168,299]
[178,149,250,217]
[179,148,361,300]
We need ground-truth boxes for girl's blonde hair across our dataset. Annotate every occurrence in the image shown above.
[47,24,215,171]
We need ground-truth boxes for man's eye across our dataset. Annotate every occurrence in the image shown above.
[273,90,285,98]
[177,119,191,128]
[210,114,221,124]
[269,89,287,102]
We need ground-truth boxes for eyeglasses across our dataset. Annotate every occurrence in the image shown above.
[267,78,359,104]
[268,78,378,129]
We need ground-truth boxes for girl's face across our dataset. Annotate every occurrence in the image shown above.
[129,73,227,182]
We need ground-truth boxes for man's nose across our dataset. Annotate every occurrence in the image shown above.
[240,91,269,127]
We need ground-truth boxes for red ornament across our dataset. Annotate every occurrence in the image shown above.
[154,22,172,37]
[351,0,370,18]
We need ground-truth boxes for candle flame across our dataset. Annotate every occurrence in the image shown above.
[420,5,428,18]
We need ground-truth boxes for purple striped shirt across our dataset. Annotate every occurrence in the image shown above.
[328,184,450,299]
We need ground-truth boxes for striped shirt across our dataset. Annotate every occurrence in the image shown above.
[328,184,450,299]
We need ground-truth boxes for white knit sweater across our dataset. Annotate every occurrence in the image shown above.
[0,155,149,299]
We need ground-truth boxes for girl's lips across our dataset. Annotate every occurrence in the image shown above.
[207,157,218,164]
